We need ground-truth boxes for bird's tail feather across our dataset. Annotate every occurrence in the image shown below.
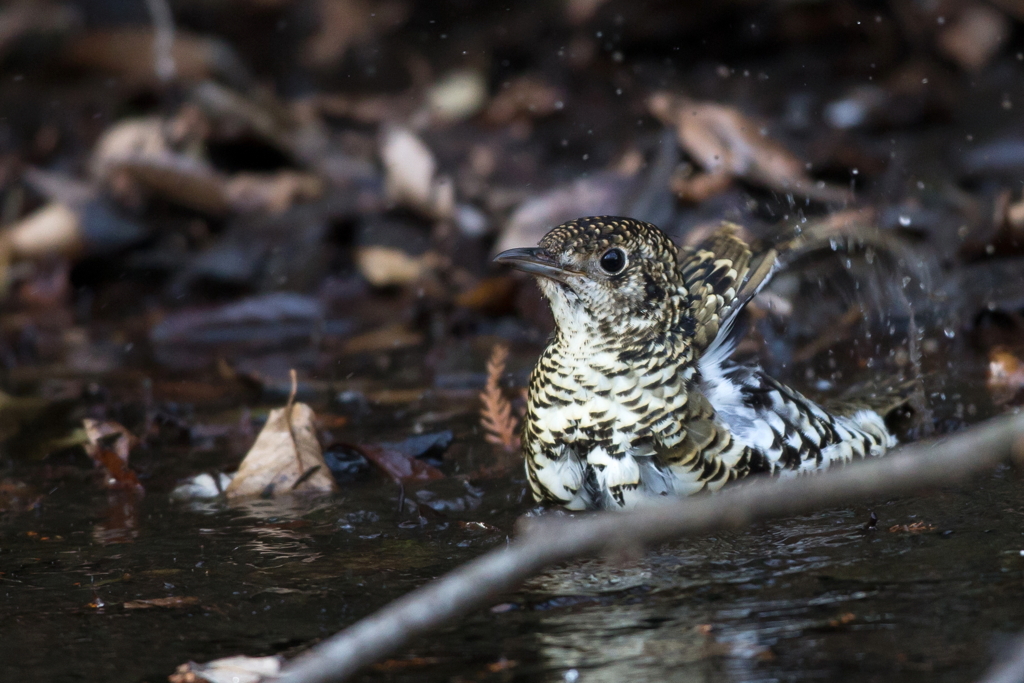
[826,376,920,419]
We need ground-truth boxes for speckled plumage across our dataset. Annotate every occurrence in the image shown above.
[498,216,896,511]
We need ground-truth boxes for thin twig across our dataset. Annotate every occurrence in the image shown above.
[276,412,1024,683]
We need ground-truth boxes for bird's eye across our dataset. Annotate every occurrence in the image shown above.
[599,247,627,274]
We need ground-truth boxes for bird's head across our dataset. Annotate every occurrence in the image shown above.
[495,216,688,339]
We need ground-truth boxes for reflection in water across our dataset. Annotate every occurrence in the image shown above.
[92,489,142,545]
[516,506,967,682]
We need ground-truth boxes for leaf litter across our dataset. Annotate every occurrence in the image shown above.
[224,370,337,499]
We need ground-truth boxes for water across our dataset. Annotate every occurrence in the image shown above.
[1,345,1022,683]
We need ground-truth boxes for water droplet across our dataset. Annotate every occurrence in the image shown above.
[898,215,912,227]
[943,327,956,339]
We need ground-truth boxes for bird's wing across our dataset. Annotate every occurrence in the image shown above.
[679,222,778,354]
[649,389,760,494]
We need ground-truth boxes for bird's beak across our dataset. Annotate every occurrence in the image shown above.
[493,247,577,283]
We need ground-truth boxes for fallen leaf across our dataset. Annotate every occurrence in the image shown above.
[0,1,80,63]
[355,443,444,483]
[355,245,437,287]
[342,323,424,354]
[63,28,237,85]
[120,159,229,214]
[379,431,453,461]
[428,69,488,123]
[381,127,454,220]
[828,612,857,627]
[648,93,852,203]
[13,258,71,308]
[454,276,517,313]
[0,478,41,513]
[1,203,82,259]
[92,117,323,216]
[124,596,199,609]
[302,0,409,67]
[170,655,283,683]
[223,171,324,214]
[937,3,1010,72]
[225,400,337,499]
[494,171,633,255]
[82,419,144,494]
[484,75,563,125]
[90,116,228,213]
[988,346,1024,405]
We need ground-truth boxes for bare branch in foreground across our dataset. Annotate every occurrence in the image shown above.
[976,635,1024,683]
[275,412,1024,683]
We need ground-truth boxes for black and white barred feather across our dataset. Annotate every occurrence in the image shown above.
[498,216,899,511]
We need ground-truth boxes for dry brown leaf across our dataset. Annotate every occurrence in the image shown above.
[83,419,144,494]
[170,655,283,683]
[566,0,611,24]
[828,612,857,627]
[0,478,41,513]
[117,159,229,214]
[90,117,228,213]
[63,29,230,85]
[380,127,454,220]
[124,596,199,609]
[311,91,419,124]
[0,1,80,63]
[494,172,632,255]
[223,171,324,214]
[225,382,336,498]
[428,69,488,123]
[484,76,563,125]
[302,0,409,67]
[355,246,437,287]
[669,166,733,203]
[0,203,82,260]
[937,3,1010,72]
[454,276,517,313]
[479,344,520,451]
[648,93,852,203]
[342,323,424,355]
[356,443,444,483]
[988,346,1024,405]
[92,117,324,215]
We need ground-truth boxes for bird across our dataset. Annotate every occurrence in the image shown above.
[494,216,904,511]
